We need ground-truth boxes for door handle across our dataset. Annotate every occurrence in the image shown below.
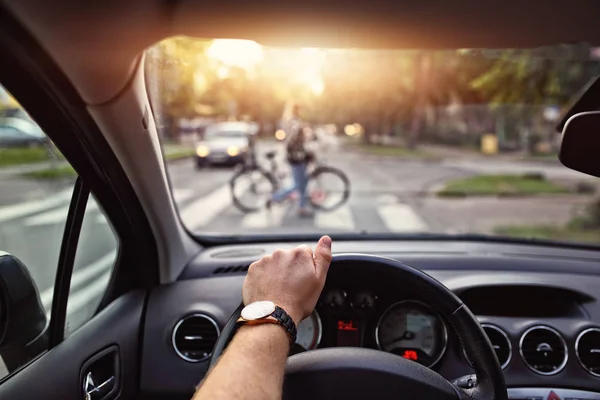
[81,345,119,400]
[83,372,115,400]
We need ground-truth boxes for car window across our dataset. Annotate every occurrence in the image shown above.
[64,195,118,338]
[0,87,118,379]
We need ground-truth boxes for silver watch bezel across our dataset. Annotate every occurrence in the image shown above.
[241,300,277,320]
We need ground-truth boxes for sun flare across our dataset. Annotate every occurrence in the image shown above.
[206,39,264,69]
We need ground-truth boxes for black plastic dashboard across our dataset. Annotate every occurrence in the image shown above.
[140,240,600,399]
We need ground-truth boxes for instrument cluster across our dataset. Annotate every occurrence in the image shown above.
[293,287,448,368]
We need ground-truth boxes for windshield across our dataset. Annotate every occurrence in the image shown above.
[146,38,600,245]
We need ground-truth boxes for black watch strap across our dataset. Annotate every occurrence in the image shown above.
[272,306,297,344]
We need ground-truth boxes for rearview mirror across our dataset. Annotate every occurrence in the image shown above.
[559,111,600,178]
[0,252,48,373]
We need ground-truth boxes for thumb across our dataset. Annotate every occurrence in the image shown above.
[314,236,332,278]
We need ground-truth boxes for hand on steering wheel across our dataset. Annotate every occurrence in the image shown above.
[210,254,507,400]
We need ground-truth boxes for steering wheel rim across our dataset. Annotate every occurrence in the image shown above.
[208,253,507,400]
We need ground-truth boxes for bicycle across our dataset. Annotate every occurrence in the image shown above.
[230,149,350,213]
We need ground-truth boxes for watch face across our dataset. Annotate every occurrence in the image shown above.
[241,301,276,320]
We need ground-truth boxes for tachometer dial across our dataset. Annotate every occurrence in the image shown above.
[321,288,347,309]
[376,300,447,367]
[295,310,322,351]
[352,290,377,310]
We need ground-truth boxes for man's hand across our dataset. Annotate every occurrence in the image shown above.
[242,235,332,325]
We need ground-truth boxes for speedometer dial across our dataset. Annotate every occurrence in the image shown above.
[295,310,322,351]
[376,300,447,367]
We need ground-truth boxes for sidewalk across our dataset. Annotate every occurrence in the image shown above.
[417,194,591,234]
[420,144,561,164]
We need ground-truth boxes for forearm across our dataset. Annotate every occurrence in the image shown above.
[193,324,290,400]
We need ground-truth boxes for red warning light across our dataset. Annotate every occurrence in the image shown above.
[402,350,418,361]
[337,320,358,331]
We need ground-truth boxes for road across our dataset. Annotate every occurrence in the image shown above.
[0,139,589,367]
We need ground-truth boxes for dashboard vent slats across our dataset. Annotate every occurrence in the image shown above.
[520,326,567,375]
[212,264,250,275]
[576,328,600,376]
[172,314,220,362]
[482,324,512,369]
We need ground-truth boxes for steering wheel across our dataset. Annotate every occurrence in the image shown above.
[208,253,507,400]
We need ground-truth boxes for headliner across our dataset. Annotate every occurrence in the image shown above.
[3,0,600,104]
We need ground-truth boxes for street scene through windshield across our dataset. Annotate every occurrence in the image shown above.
[143,39,600,242]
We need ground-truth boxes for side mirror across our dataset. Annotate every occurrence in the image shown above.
[0,252,48,372]
[559,111,600,178]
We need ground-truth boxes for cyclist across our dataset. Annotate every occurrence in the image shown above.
[270,104,314,217]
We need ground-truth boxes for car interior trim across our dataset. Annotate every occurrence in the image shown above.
[507,387,600,399]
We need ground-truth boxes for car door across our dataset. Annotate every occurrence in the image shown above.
[0,7,159,399]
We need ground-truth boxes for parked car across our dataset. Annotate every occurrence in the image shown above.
[194,122,252,168]
[0,117,48,148]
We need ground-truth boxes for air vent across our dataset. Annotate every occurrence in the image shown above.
[172,314,220,362]
[482,324,512,369]
[463,324,511,369]
[576,328,600,376]
[520,326,567,375]
[213,264,250,275]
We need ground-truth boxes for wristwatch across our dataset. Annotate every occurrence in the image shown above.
[236,300,297,345]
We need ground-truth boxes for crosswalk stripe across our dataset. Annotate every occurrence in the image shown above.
[242,202,287,228]
[66,270,111,316]
[40,249,117,312]
[173,188,195,204]
[23,205,69,227]
[179,178,251,230]
[377,202,429,232]
[23,198,100,227]
[0,188,72,223]
[315,204,355,230]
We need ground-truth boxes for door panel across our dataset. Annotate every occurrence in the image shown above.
[0,291,145,400]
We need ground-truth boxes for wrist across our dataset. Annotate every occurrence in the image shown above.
[283,308,303,327]
[237,322,289,342]
[238,301,298,345]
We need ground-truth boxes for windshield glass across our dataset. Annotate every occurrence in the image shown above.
[146,38,600,244]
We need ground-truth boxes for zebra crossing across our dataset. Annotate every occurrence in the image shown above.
[176,183,430,234]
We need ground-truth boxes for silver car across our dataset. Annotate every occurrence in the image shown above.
[194,122,254,168]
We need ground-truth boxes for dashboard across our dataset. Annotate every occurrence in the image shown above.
[141,240,600,399]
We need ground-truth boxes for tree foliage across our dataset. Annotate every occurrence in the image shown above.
[146,38,600,146]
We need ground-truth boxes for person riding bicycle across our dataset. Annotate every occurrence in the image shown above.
[270,104,314,217]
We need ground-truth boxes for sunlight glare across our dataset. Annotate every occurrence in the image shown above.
[207,39,264,69]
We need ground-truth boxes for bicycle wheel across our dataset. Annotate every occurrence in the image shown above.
[230,167,276,213]
[307,166,350,211]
